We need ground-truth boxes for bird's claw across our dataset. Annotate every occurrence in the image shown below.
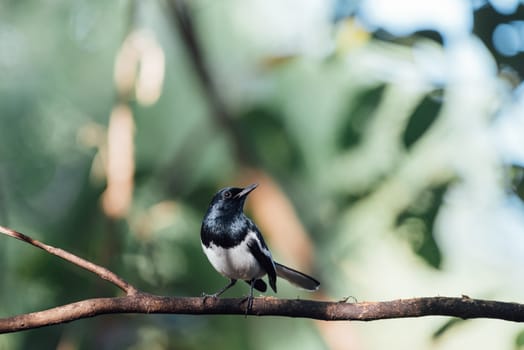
[240,295,254,317]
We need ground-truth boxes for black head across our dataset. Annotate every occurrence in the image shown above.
[205,183,258,219]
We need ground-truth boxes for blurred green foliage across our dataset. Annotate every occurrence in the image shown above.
[1,1,524,350]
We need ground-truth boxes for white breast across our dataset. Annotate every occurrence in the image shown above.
[202,232,266,281]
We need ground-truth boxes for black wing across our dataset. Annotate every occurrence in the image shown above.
[246,228,277,293]
[244,279,267,292]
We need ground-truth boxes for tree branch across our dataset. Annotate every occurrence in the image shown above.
[1,295,523,333]
[166,0,254,165]
[0,225,138,296]
[1,224,524,334]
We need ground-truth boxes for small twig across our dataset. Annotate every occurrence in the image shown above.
[1,295,523,333]
[166,0,252,165]
[0,225,138,296]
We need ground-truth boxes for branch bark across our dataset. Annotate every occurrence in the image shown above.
[0,225,138,295]
[1,295,523,333]
[2,224,524,334]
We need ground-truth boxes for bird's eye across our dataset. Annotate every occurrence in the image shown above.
[223,191,232,199]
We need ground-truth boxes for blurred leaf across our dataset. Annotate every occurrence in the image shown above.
[335,18,371,53]
[515,329,524,350]
[510,164,524,202]
[239,106,304,174]
[402,93,442,149]
[432,318,465,340]
[337,84,386,149]
[395,182,450,269]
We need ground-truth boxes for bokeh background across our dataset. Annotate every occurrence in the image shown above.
[1,0,524,349]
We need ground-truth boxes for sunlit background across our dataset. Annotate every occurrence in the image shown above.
[1,0,524,349]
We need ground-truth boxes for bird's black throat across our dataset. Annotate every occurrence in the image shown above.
[201,212,250,248]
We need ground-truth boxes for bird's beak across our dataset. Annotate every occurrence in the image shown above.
[234,183,258,198]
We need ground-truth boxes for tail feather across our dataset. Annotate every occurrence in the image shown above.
[275,262,320,291]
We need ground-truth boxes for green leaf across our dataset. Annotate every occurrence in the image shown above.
[403,93,442,149]
[395,182,450,269]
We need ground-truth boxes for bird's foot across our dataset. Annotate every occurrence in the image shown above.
[240,295,254,317]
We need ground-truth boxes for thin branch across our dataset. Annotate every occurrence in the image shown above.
[166,0,253,165]
[1,295,523,333]
[0,225,138,296]
[1,225,524,334]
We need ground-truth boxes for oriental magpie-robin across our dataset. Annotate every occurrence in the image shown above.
[201,183,320,312]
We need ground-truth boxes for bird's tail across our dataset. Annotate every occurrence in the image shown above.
[275,262,320,291]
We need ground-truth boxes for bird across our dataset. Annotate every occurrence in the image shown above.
[200,183,320,312]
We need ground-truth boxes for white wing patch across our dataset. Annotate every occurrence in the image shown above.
[202,231,270,280]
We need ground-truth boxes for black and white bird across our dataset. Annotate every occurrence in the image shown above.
[200,183,320,311]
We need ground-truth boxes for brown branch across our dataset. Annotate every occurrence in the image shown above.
[0,225,138,296]
[1,225,524,334]
[1,295,523,333]
[166,0,253,165]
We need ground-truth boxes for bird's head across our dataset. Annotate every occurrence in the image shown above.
[206,183,258,219]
